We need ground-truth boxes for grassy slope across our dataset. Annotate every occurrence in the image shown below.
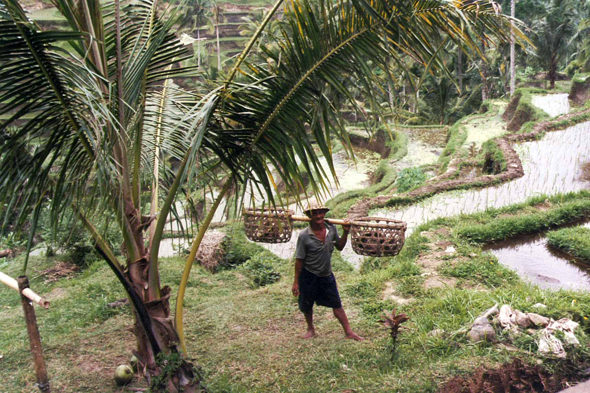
[4,193,590,391]
[2,68,589,392]
[547,226,590,262]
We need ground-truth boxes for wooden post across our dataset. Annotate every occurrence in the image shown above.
[17,276,50,393]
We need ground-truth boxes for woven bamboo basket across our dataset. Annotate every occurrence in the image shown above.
[243,208,294,243]
[243,208,407,257]
[350,217,407,257]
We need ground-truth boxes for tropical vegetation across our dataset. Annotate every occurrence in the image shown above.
[0,0,533,389]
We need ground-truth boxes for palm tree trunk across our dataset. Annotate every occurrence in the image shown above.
[215,5,221,69]
[550,55,557,89]
[197,18,201,68]
[122,216,203,392]
[510,0,515,96]
[481,36,489,101]
[458,49,463,93]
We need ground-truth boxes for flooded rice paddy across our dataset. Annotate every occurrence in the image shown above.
[374,121,590,235]
[484,222,590,291]
[464,101,508,148]
[532,93,570,117]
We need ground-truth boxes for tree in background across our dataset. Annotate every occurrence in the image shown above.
[567,1,590,74]
[177,0,211,67]
[531,0,578,88]
[0,0,523,390]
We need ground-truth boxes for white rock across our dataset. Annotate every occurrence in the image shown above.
[429,329,444,338]
[538,330,566,358]
[498,305,515,330]
[547,318,580,346]
[532,303,547,309]
[514,310,532,328]
[445,246,456,254]
[528,313,550,327]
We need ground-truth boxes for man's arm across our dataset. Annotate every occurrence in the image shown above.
[292,258,304,296]
[336,220,351,251]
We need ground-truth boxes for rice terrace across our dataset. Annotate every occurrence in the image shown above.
[3,0,590,392]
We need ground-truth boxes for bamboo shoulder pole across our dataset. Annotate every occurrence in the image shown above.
[0,272,50,308]
[18,276,50,393]
[290,215,349,225]
[290,215,405,229]
[247,210,406,229]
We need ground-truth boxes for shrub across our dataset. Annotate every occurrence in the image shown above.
[395,167,427,193]
[222,229,265,270]
[240,252,281,288]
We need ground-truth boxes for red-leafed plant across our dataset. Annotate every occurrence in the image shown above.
[382,309,410,359]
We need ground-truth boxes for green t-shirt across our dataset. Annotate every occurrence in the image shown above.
[295,223,340,277]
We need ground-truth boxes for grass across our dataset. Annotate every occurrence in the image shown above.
[395,167,427,193]
[506,88,550,133]
[4,58,590,391]
[455,191,590,243]
[546,226,590,262]
[4,192,590,391]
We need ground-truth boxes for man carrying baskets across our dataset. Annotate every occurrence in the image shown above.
[291,202,364,341]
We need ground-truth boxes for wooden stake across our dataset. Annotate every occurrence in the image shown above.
[0,272,49,308]
[18,276,50,393]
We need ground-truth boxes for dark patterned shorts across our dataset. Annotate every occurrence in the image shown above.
[298,268,342,313]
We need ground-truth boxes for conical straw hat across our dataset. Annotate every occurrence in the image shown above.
[303,202,330,216]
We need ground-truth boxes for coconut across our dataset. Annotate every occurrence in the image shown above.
[129,355,139,372]
[114,364,134,386]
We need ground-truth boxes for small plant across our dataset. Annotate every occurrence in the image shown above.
[382,309,410,359]
[148,350,204,392]
[395,167,427,193]
[240,252,281,288]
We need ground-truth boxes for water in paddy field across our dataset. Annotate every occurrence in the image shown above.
[373,121,590,236]
[484,222,590,291]
[532,94,570,117]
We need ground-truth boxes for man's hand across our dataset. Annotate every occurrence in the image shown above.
[342,219,351,233]
[292,283,300,297]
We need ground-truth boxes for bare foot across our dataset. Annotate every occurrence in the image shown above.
[302,329,316,339]
[345,332,364,341]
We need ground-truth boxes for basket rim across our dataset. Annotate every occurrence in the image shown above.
[243,207,294,217]
[352,216,407,229]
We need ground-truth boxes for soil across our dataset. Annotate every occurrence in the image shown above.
[41,262,80,282]
[502,94,521,123]
[579,161,590,182]
[382,282,415,304]
[347,129,392,158]
[438,358,584,393]
[569,79,590,107]
[423,275,458,290]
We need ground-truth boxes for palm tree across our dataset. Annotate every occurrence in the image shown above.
[194,0,211,68]
[0,0,524,389]
[212,0,221,69]
[532,0,578,88]
[177,0,211,68]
